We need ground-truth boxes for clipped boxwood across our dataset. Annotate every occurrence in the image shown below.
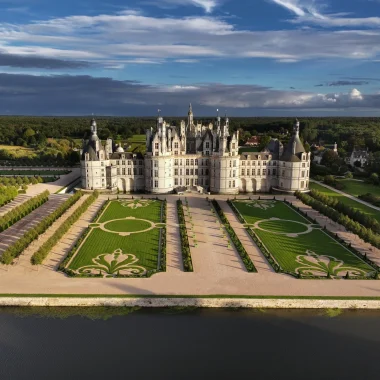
[212,200,257,273]
[177,199,193,272]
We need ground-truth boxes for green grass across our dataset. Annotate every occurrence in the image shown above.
[336,179,380,197]
[68,200,163,274]
[232,200,375,278]
[104,219,151,233]
[310,182,380,223]
[98,200,161,223]
[0,145,36,158]
[259,220,308,234]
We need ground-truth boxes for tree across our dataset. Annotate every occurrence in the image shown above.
[321,149,340,167]
[369,173,379,185]
[259,135,271,151]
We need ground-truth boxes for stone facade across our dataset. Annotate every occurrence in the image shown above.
[81,106,311,194]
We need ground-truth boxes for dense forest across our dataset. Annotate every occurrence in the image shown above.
[0,115,380,168]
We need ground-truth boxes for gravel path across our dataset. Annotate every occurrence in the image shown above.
[0,194,31,216]
[165,199,183,272]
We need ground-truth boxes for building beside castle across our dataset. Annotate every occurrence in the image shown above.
[81,105,310,194]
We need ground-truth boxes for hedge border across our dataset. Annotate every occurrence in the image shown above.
[177,199,193,272]
[212,199,257,273]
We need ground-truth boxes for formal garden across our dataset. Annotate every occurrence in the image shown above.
[63,198,166,278]
[230,199,378,279]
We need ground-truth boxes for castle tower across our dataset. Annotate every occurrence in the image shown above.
[188,103,194,127]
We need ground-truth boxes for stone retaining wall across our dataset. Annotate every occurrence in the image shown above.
[0,297,379,309]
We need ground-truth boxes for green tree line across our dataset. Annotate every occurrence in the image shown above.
[0,190,49,232]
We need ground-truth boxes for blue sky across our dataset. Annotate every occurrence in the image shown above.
[0,0,380,116]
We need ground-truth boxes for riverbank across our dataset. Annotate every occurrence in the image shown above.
[1,295,380,309]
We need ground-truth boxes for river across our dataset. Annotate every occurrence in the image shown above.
[0,307,379,379]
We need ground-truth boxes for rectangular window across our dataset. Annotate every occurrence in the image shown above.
[242,169,245,175]
[267,169,271,176]
[186,169,189,175]
[195,169,198,175]
[139,168,143,175]
[174,142,179,149]
[139,160,143,165]
[233,180,235,187]
[186,159,190,165]
[180,178,183,185]
[257,169,261,176]
[122,168,126,175]
[101,162,104,167]
[155,180,158,188]
[128,161,131,165]
[155,143,159,150]
[122,160,125,165]
[302,171,305,177]
[128,168,131,175]
[191,159,194,165]
[190,169,194,175]
[206,142,210,149]
[116,161,120,165]
[301,181,304,188]
[194,179,198,185]
[186,179,190,186]
[229,181,231,188]
[282,170,285,176]
[247,169,250,176]
[175,159,178,166]
[263,169,266,175]
[232,143,236,149]
[233,170,236,177]
[175,151,178,155]
[175,169,178,175]
[117,169,120,175]
[263,161,267,166]
[229,161,232,167]
[233,161,236,167]
[195,159,198,165]
[133,168,137,175]
[273,169,276,175]
[175,178,178,186]
[180,169,183,175]
[205,169,209,175]
[155,170,158,177]
[302,163,306,168]
[242,161,245,166]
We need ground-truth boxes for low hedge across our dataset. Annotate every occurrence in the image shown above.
[212,200,257,273]
[31,191,99,265]
[177,200,193,272]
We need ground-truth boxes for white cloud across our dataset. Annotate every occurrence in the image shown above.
[153,0,220,13]
[269,0,380,28]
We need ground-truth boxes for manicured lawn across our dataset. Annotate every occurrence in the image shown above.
[336,179,380,197]
[232,200,375,278]
[310,182,380,223]
[68,199,163,276]
[104,219,151,233]
[98,199,161,223]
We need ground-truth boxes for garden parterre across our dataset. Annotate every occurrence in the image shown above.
[232,200,376,279]
[67,199,164,277]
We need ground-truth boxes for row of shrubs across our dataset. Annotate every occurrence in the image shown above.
[295,191,380,271]
[159,226,167,272]
[212,200,257,272]
[358,193,380,208]
[31,191,98,265]
[0,186,18,208]
[0,176,51,187]
[177,200,193,272]
[0,190,49,232]
[1,191,84,264]
[309,189,380,234]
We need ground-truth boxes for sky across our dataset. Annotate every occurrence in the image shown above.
[0,0,380,116]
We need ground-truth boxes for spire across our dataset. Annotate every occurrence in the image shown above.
[91,118,97,135]
[294,118,300,137]
[188,103,193,115]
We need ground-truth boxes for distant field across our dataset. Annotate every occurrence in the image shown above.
[310,182,380,223]
[128,135,146,143]
[336,179,380,197]
[0,145,36,158]
[126,135,146,154]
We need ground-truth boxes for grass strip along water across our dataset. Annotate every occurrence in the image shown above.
[1,191,83,264]
[0,190,49,232]
[31,191,99,265]
[230,199,377,279]
[212,200,257,272]
[63,198,166,278]
[177,199,193,272]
